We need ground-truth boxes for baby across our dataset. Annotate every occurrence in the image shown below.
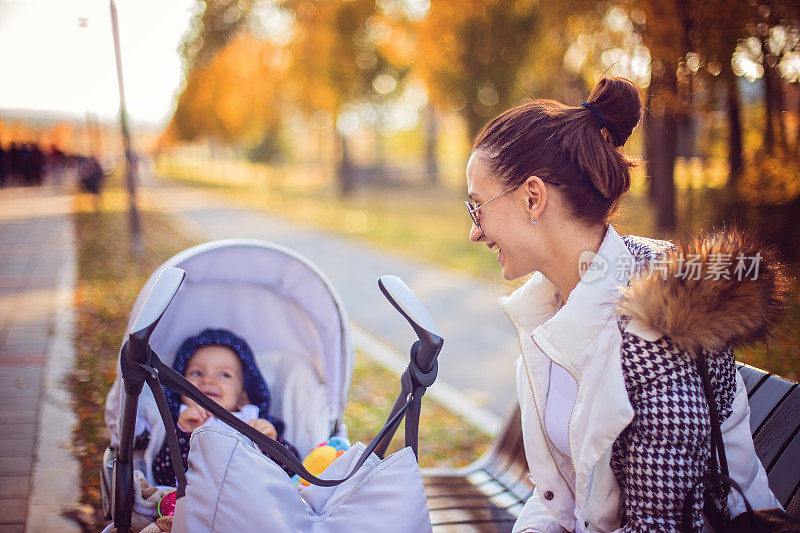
[151,328,300,486]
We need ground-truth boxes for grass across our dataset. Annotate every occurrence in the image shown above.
[346,351,490,468]
[69,174,490,530]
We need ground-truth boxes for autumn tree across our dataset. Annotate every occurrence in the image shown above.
[181,0,256,73]
[629,0,745,231]
[283,0,384,195]
[170,34,284,146]
[751,1,800,155]
[167,0,287,149]
[405,0,540,141]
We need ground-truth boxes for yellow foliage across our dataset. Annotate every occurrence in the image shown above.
[170,34,284,144]
[409,0,539,137]
[285,0,378,114]
[737,150,800,206]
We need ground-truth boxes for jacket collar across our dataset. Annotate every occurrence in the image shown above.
[499,224,635,375]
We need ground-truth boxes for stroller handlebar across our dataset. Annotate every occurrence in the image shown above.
[128,267,186,348]
[378,275,443,373]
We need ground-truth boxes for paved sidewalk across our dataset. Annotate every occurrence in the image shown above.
[0,186,79,532]
[147,179,521,425]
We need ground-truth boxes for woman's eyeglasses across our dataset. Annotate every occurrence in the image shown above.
[466,178,560,234]
[465,185,517,234]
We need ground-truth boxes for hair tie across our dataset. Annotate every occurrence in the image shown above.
[581,101,621,146]
[581,102,607,130]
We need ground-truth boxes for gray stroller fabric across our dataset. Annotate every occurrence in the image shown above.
[173,425,433,532]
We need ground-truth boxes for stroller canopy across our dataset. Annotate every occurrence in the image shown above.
[107,239,353,454]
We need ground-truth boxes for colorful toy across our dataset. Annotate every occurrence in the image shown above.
[157,490,177,518]
[297,437,351,487]
[327,436,350,451]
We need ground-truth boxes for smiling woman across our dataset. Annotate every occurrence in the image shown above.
[466,77,640,288]
[466,77,788,533]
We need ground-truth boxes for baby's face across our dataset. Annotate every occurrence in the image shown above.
[183,345,247,412]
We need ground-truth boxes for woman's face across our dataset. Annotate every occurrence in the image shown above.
[466,152,542,281]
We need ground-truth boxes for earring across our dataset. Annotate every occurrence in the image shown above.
[530,217,538,225]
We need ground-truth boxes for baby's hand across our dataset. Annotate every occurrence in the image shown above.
[177,404,210,433]
[248,418,277,440]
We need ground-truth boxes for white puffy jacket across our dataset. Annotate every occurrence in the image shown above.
[500,224,783,532]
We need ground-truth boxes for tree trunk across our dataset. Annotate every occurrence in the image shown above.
[774,76,788,152]
[464,97,485,146]
[797,81,800,159]
[374,129,386,184]
[335,129,355,196]
[653,113,678,234]
[725,74,743,185]
[762,37,776,153]
[646,84,678,235]
[424,105,439,185]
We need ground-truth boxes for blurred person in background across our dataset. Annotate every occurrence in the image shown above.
[48,144,66,186]
[8,142,21,186]
[30,143,44,186]
[0,142,6,188]
[466,77,786,532]
[78,155,105,199]
[20,143,32,186]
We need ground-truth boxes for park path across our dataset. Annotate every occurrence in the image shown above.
[0,185,79,532]
[147,177,522,429]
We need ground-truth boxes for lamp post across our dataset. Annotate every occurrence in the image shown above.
[109,0,143,257]
[77,17,96,158]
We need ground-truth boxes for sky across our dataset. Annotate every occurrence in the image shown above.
[0,0,195,125]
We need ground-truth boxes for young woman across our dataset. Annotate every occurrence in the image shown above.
[465,77,788,532]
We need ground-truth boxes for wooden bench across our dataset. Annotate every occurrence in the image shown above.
[422,363,800,531]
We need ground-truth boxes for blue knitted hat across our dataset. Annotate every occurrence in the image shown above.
[166,328,285,436]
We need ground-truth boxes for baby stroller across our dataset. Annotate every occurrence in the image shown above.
[101,239,443,532]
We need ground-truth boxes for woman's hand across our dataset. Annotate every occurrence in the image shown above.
[248,418,278,440]
[177,403,210,433]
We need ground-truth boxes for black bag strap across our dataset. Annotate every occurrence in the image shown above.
[697,354,730,484]
[695,352,757,530]
[147,356,421,488]
[145,374,188,497]
[695,353,730,530]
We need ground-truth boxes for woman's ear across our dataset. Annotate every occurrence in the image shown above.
[522,175,548,220]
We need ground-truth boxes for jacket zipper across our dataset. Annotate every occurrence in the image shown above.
[505,308,576,500]
[531,336,578,483]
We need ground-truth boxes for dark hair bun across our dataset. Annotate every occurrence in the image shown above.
[585,77,642,148]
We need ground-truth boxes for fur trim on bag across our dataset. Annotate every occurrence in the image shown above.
[617,227,792,355]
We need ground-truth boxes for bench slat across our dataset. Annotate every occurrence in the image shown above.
[430,507,515,530]
[481,410,524,476]
[748,379,796,435]
[785,486,800,523]
[765,427,800,507]
[739,364,770,396]
[504,475,534,503]
[431,519,514,533]
[753,386,800,470]
[428,496,508,510]
[488,459,528,496]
